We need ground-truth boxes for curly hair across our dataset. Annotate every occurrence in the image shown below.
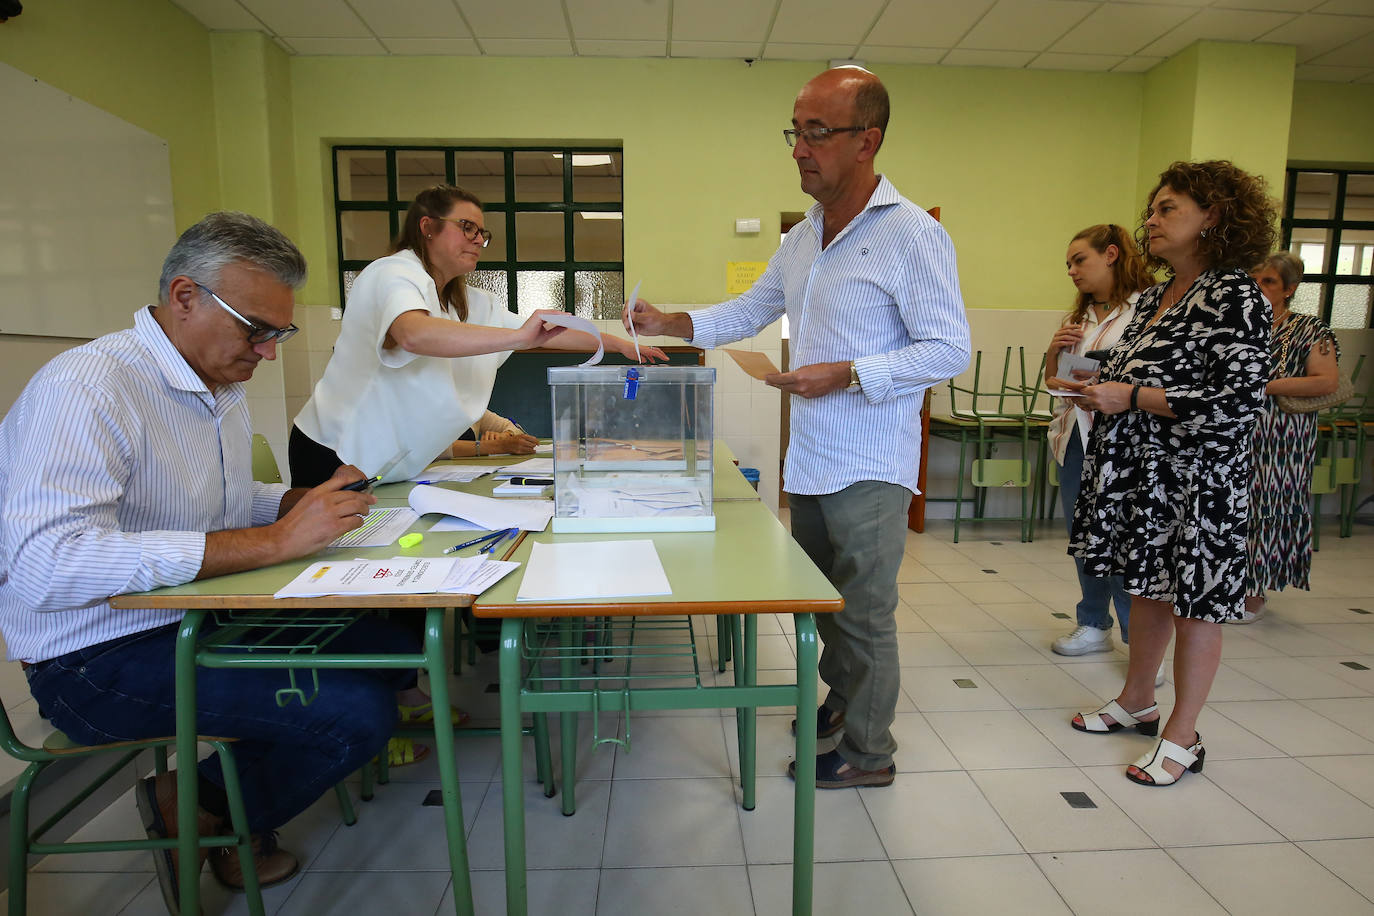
[1065,223,1156,325]
[1136,160,1278,274]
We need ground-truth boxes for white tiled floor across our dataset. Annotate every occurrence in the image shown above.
[7,517,1374,914]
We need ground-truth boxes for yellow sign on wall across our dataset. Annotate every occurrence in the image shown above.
[726,261,768,295]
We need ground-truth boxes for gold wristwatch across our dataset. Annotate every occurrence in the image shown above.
[847,361,861,391]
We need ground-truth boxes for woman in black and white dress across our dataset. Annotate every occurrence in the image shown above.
[1052,160,1276,787]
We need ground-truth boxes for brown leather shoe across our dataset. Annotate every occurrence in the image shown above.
[136,772,222,915]
[208,830,300,891]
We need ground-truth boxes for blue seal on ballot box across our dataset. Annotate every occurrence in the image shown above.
[624,366,640,400]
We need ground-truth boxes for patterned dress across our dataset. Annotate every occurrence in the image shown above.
[1070,268,1270,622]
[1245,313,1339,594]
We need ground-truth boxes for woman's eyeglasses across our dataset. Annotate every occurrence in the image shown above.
[436,217,493,248]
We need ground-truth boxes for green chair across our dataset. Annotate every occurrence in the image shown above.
[1,702,265,916]
[250,433,282,485]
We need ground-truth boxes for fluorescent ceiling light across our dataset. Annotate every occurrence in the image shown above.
[552,154,615,167]
[579,211,623,220]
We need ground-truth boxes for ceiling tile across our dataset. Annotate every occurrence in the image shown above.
[1210,0,1327,11]
[457,0,569,40]
[349,0,471,39]
[762,42,860,61]
[380,38,481,55]
[669,40,767,58]
[288,37,386,54]
[942,48,1037,66]
[480,38,577,55]
[566,0,669,41]
[1108,0,1211,6]
[959,0,1096,53]
[272,36,296,54]
[1255,12,1374,61]
[672,0,775,43]
[1027,51,1128,70]
[169,0,264,31]
[1050,3,1196,55]
[1307,29,1374,65]
[865,0,997,49]
[238,0,369,37]
[769,0,888,45]
[577,39,669,57]
[856,46,949,64]
[1312,0,1374,13]
[1137,8,1298,57]
[1113,55,1167,72]
[1295,63,1373,80]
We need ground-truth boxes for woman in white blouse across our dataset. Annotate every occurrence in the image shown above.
[1045,224,1153,658]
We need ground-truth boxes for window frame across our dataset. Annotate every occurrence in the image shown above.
[332,144,624,313]
[1282,166,1374,328]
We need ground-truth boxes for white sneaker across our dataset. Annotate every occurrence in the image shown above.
[1052,625,1113,656]
[1230,603,1266,625]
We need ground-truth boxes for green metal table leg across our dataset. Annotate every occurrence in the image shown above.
[792,613,819,916]
[214,742,265,916]
[498,618,528,916]
[716,614,732,671]
[559,619,578,817]
[740,614,758,811]
[175,611,203,916]
[731,615,745,788]
[424,608,474,916]
[533,706,555,798]
[953,431,968,543]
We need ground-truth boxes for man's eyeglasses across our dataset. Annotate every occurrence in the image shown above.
[783,126,868,148]
[436,217,493,248]
[195,283,299,345]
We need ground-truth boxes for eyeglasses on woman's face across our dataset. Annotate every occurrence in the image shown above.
[436,216,492,248]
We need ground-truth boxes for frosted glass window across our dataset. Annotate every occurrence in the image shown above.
[574,271,625,320]
[516,212,564,261]
[1331,286,1373,329]
[574,212,622,261]
[516,271,565,315]
[467,270,508,307]
[1290,284,1321,317]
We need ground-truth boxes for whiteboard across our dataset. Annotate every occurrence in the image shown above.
[0,62,176,338]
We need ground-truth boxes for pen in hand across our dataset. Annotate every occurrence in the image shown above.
[341,475,379,492]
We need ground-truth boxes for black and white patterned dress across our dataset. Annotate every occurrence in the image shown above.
[1069,268,1271,622]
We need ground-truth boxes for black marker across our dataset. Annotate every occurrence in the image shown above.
[506,477,554,486]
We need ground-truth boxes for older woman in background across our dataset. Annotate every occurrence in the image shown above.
[1055,160,1275,787]
[1234,252,1341,624]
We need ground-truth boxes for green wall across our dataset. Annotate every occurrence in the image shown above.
[289,56,1144,313]
[0,0,220,229]
[1289,82,1374,168]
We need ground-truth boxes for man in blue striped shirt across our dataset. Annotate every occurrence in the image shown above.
[0,212,418,910]
[626,67,970,788]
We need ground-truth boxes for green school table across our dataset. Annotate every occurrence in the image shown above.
[472,498,843,916]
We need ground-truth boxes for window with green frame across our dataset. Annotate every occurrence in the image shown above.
[333,146,624,317]
[1282,167,1374,329]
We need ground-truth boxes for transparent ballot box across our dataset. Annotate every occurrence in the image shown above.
[548,365,715,532]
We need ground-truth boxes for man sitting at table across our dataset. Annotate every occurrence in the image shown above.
[0,211,418,912]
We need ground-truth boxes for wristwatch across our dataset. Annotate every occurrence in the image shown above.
[847,361,861,391]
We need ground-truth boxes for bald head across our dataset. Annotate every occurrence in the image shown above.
[799,67,890,153]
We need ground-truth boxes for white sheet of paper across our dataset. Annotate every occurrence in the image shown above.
[428,516,484,533]
[539,311,603,366]
[275,556,452,598]
[1047,389,1085,397]
[516,539,671,601]
[410,465,490,483]
[496,458,555,476]
[624,279,642,363]
[440,556,520,595]
[409,483,553,531]
[1056,352,1100,378]
[327,507,419,549]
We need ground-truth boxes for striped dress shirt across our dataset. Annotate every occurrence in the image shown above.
[0,306,288,663]
[689,175,970,496]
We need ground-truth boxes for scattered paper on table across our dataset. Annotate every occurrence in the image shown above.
[409,483,553,531]
[428,516,484,533]
[516,539,671,601]
[328,507,419,548]
[538,312,603,366]
[441,556,520,595]
[411,465,490,483]
[534,442,553,455]
[496,458,555,477]
[723,348,780,381]
[276,555,451,598]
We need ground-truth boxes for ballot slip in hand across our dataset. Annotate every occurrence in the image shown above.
[723,348,780,381]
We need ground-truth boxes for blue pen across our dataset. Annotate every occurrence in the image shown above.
[443,528,512,555]
[480,527,519,554]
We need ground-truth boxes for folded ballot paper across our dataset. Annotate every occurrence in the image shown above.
[408,483,554,531]
[273,555,518,599]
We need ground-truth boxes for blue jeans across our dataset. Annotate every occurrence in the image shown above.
[1061,433,1132,641]
[789,480,908,771]
[25,613,416,833]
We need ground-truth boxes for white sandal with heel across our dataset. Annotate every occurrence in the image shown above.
[1127,734,1204,787]
[1072,699,1159,735]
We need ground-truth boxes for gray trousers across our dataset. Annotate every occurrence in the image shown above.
[788,480,909,770]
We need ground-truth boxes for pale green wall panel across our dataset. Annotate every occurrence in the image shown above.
[1190,43,1295,195]
[1288,82,1374,167]
[1137,46,1199,204]
[0,0,220,229]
